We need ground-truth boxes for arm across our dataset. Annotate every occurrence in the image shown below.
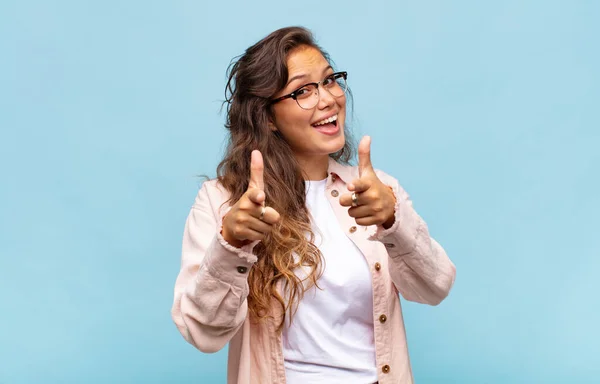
[372,171,456,305]
[171,183,257,353]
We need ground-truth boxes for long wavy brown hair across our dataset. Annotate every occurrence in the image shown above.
[217,26,355,331]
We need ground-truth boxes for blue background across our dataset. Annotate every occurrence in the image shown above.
[1,0,599,383]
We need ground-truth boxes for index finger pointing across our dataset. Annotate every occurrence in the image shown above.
[358,136,374,177]
[249,150,264,191]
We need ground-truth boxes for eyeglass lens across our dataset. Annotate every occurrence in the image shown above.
[296,74,347,109]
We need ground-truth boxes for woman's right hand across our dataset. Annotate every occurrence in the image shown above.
[221,150,281,248]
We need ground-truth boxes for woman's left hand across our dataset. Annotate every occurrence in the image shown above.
[340,136,397,229]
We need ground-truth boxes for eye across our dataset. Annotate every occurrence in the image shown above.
[323,75,336,86]
[294,85,315,99]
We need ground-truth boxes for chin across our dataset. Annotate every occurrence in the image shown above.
[326,134,346,154]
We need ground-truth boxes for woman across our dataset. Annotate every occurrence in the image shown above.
[171,26,456,384]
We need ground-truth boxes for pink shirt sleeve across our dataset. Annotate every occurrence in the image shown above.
[372,170,457,305]
[171,183,256,353]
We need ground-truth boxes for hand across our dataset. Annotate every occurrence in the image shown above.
[221,150,281,247]
[340,136,396,229]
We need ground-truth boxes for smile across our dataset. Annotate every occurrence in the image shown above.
[312,114,338,127]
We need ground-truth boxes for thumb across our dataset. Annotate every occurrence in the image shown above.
[249,150,265,191]
[358,136,374,177]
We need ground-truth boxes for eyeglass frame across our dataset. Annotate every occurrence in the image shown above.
[270,71,348,109]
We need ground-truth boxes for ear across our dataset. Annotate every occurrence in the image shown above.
[268,119,278,132]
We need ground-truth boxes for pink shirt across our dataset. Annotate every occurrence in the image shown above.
[171,158,456,384]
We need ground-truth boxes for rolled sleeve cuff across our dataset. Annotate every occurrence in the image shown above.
[201,232,259,287]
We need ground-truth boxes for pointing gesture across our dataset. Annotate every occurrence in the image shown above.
[248,150,265,192]
[340,136,397,229]
[222,150,281,248]
[358,135,375,179]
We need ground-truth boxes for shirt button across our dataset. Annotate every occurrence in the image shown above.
[331,190,339,197]
[374,262,381,271]
[236,266,248,274]
[349,226,357,233]
[379,314,387,323]
[382,365,390,374]
[385,243,395,248]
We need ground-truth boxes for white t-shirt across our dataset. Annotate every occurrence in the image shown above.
[282,179,378,384]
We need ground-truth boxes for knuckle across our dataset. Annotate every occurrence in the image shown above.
[247,190,258,201]
[238,199,250,211]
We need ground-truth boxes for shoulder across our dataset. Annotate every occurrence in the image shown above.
[192,178,232,215]
[199,178,227,194]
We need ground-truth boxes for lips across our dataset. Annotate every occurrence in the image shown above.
[313,115,340,136]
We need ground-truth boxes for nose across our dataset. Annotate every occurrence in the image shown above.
[316,86,336,109]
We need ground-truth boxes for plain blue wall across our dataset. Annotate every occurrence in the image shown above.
[1,1,599,383]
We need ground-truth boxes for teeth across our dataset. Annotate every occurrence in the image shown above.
[314,114,338,126]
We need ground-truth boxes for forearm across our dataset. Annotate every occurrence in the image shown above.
[174,235,255,352]
[171,187,258,352]
[372,173,456,304]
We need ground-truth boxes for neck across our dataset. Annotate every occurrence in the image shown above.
[295,154,330,181]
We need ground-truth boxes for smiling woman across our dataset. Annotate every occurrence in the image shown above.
[268,46,348,178]
[271,69,347,136]
[170,26,456,384]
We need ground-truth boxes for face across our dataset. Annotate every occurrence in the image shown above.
[270,46,347,162]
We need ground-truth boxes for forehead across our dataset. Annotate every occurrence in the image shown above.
[286,46,329,76]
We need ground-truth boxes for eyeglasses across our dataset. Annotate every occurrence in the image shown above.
[270,71,348,110]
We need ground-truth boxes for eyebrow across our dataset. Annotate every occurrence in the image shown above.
[285,65,333,88]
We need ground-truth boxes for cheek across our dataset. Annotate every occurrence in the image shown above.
[337,98,347,117]
[278,109,312,132]
[337,92,347,107]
